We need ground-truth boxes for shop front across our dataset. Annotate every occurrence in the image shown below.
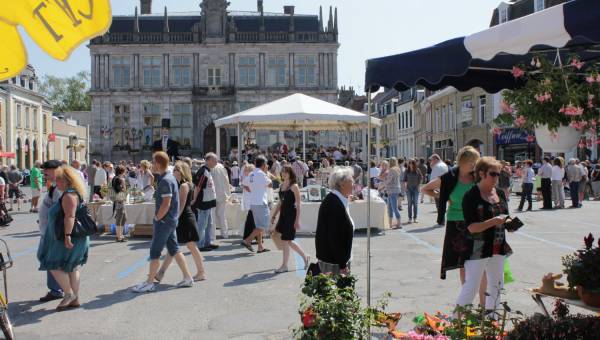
[495,128,538,163]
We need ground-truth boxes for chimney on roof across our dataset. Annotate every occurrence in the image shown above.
[257,0,263,14]
[284,6,295,15]
[319,6,323,32]
[134,7,140,32]
[163,7,169,32]
[140,0,151,15]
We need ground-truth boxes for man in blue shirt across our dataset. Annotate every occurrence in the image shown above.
[133,152,194,293]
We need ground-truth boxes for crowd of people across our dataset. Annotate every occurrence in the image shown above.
[5,140,597,313]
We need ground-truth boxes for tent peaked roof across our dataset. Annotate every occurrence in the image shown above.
[214,93,381,130]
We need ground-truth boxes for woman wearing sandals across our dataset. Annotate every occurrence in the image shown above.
[38,165,89,311]
[155,161,206,282]
[270,165,309,273]
[112,165,128,242]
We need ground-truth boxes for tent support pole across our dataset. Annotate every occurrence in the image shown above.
[302,122,306,161]
[366,90,372,308]
[216,127,221,159]
[237,123,241,165]
[376,126,381,163]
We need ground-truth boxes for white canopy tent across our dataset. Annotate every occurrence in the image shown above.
[213,93,382,162]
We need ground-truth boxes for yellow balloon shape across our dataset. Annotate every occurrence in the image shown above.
[0,20,27,81]
[0,0,112,80]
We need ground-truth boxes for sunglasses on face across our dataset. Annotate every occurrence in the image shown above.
[488,171,501,177]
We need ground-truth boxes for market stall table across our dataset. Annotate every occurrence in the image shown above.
[225,199,387,235]
[94,202,155,236]
[528,289,600,317]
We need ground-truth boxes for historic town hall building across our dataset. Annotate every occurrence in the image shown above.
[89,0,339,159]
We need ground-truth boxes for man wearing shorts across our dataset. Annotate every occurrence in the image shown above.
[7,165,23,212]
[241,155,272,253]
[30,161,43,213]
[133,152,194,293]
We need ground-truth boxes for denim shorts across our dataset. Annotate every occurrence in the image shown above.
[149,220,179,260]
[250,204,270,231]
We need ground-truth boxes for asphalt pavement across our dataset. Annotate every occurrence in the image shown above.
[3,193,599,339]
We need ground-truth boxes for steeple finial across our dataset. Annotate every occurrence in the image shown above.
[163,6,169,32]
[319,6,323,32]
[334,7,338,34]
[327,6,333,32]
[134,6,140,33]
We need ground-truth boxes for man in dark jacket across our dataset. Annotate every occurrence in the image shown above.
[315,167,355,274]
[152,119,180,161]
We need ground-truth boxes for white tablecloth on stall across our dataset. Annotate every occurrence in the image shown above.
[94,202,155,226]
[225,199,386,235]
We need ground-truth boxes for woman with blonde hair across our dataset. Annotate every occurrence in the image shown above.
[38,165,90,310]
[139,160,155,201]
[155,161,206,282]
[382,158,402,228]
[422,146,488,307]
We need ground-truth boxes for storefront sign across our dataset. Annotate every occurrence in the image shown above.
[495,128,534,145]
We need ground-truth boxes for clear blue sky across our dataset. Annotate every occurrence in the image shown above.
[21,0,501,94]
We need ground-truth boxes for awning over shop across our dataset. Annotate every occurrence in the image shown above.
[365,0,600,93]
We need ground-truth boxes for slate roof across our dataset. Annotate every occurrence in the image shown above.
[108,13,320,33]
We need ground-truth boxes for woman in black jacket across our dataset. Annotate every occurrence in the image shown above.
[456,157,512,312]
[315,167,355,275]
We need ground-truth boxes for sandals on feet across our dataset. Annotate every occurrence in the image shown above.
[154,270,165,283]
[193,273,206,282]
[274,267,288,274]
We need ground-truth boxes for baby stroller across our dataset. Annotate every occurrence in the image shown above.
[0,202,12,227]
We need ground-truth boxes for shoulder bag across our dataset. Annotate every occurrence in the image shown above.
[55,192,99,240]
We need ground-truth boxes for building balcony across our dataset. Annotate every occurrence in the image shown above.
[192,86,235,97]
[93,32,195,45]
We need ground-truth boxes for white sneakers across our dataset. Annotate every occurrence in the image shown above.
[132,281,156,293]
[132,278,194,293]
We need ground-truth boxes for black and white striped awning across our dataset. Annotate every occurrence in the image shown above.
[365,0,600,93]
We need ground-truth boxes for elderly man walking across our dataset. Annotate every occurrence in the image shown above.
[205,153,231,240]
[37,160,64,302]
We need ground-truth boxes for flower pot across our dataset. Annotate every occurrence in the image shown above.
[534,125,581,153]
[577,286,600,307]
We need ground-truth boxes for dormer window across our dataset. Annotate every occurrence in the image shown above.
[499,7,509,23]
[20,77,26,88]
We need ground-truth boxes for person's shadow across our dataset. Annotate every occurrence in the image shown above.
[9,299,55,326]
[82,285,174,310]
[223,269,278,287]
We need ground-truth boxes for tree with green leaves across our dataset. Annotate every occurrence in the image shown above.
[39,71,91,112]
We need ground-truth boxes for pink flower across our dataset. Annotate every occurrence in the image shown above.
[578,141,586,149]
[492,127,503,136]
[570,58,584,70]
[590,119,597,127]
[512,66,525,78]
[501,101,514,113]
[544,92,552,101]
[570,121,587,131]
[515,115,527,127]
[587,76,596,84]
[562,104,584,116]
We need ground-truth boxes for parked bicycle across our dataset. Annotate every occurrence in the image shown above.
[0,238,14,339]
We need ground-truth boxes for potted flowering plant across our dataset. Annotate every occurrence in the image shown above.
[494,54,600,152]
[561,233,600,307]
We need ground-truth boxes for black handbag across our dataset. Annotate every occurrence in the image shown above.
[55,192,99,240]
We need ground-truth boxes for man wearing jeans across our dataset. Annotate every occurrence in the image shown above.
[241,155,272,253]
[133,152,193,293]
[192,160,217,251]
[38,160,63,302]
[566,158,582,208]
[518,160,535,212]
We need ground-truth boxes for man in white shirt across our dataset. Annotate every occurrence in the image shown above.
[518,159,536,212]
[93,162,107,198]
[206,153,231,240]
[291,158,308,188]
[241,155,272,253]
[230,161,240,187]
[428,154,449,224]
[429,154,449,181]
[71,159,87,186]
[539,157,553,210]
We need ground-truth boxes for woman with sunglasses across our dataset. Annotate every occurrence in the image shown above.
[456,157,512,313]
[422,146,488,305]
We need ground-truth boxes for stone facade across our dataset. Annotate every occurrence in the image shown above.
[89,0,339,160]
[0,65,53,169]
[52,117,89,164]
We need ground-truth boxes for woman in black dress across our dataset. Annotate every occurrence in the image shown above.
[155,162,206,282]
[270,165,309,273]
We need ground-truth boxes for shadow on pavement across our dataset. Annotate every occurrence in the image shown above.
[406,225,444,234]
[203,252,254,262]
[82,286,174,310]
[4,230,40,238]
[10,299,55,327]
[223,269,278,287]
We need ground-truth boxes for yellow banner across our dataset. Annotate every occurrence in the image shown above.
[0,0,112,80]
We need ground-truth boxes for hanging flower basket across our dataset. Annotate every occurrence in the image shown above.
[495,54,599,153]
